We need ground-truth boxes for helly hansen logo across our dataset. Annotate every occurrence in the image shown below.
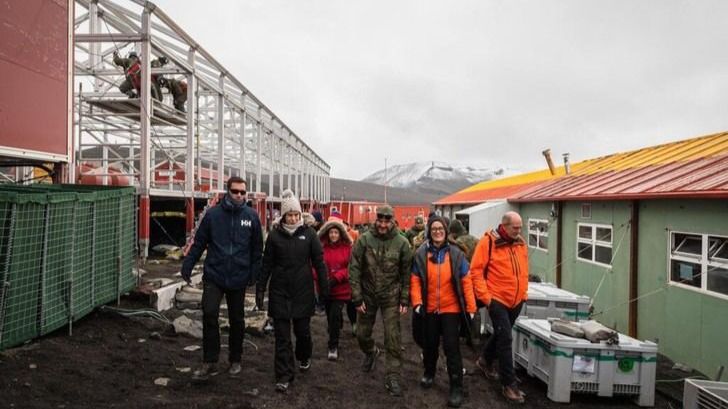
[241,220,252,227]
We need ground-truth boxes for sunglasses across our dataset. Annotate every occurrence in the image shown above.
[376,214,393,221]
[229,189,246,195]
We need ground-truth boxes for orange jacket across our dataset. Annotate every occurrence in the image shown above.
[347,227,359,243]
[470,229,528,308]
[411,245,476,314]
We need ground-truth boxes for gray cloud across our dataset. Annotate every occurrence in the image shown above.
[153,0,728,178]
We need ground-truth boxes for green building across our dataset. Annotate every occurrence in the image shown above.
[437,132,728,377]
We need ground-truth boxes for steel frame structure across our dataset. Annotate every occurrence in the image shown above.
[73,0,331,257]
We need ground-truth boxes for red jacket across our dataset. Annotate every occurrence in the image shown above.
[318,220,353,301]
[322,240,352,301]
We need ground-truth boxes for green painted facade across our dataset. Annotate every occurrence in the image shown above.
[516,198,728,377]
[636,199,728,376]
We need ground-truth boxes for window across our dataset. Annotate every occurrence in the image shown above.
[669,232,728,298]
[581,203,592,219]
[528,219,549,251]
[576,223,613,266]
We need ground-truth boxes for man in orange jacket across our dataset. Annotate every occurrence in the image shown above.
[470,211,528,403]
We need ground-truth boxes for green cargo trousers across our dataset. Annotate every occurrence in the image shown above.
[356,302,402,381]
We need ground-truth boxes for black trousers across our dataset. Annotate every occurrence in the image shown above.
[201,280,245,364]
[273,317,312,383]
[326,300,345,349]
[346,301,357,326]
[481,300,523,386]
[422,313,463,380]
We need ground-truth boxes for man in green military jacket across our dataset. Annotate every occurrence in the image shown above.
[349,205,413,397]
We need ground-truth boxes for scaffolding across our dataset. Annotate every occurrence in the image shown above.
[73,0,331,257]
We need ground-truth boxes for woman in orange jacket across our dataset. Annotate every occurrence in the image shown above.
[410,216,476,408]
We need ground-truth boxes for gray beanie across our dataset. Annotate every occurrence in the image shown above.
[281,189,302,216]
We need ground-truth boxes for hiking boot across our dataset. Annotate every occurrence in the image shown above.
[448,385,464,407]
[299,359,311,372]
[275,382,289,393]
[351,323,357,337]
[191,363,218,381]
[502,385,525,404]
[385,378,403,397]
[327,348,338,361]
[361,347,380,372]
[228,362,241,376]
[476,357,499,380]
[419,375,434,389]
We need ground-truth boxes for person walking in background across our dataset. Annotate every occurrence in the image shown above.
[410,216,476,408]
[256,190,329,393]
[180,177,263,381]
[448,219,478,262]
[349,205,413,397]
[405,215,426,248]
[327,210,359,336]
[470,211,529,403]
[318,218,353,361]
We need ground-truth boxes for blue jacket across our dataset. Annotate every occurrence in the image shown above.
[181,195,263,290]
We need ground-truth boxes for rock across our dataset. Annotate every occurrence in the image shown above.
[152,244,180,254]
[173,316,203,339]
[29,364,37,369]
[244,312,270,337]
[175,302,201,310]
[154,377,170,386]
[183,345,201,352]
[243,388,259,397]
[176,290,202,304]
[149,332,162,340]
[176,367,191,373]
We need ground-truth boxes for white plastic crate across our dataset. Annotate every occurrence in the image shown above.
[683,379,728,409]
[480,282,591,334]
[512,318,657,407]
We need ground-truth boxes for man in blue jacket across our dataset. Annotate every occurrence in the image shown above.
[181,176,264,380]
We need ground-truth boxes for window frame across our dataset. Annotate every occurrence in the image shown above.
[576,222,613,268]
[527,218,549,252]
[668,230,728,301]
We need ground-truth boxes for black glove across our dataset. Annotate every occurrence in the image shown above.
[180,269,191,284]
[255,289,265,311]
[476,299,486,309]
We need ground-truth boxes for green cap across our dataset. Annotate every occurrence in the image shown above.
[376,205,394,218]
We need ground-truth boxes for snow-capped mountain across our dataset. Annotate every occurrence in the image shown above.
[362,161,506,196]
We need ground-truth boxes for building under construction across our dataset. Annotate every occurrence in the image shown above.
[1,0,332,257]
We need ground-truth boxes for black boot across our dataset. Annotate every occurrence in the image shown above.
[447,374,464,408]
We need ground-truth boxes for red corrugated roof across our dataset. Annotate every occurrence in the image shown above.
[513,133,728,202]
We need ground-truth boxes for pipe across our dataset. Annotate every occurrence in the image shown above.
[563,153,571,175]
[542,149,556,175]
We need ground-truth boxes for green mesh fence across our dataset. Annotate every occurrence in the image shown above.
[0,184,137,350]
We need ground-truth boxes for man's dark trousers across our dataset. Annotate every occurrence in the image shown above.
[481,300,523,386]
[201,280,245,364]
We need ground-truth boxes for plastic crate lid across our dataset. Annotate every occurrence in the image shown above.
[527,282,591,304]
[515,318,658,353]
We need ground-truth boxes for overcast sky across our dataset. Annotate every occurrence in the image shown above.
[153,0,728,180]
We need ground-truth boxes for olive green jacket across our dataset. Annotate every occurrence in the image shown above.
[350,224,413,307]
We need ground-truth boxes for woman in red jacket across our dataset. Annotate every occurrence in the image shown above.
[318,219,353,361]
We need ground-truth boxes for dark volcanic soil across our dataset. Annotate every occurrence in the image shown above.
[0,286,677,409]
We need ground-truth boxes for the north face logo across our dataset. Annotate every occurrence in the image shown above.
[241,220,252,227]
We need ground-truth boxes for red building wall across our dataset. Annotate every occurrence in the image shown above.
[0,0,70,160]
